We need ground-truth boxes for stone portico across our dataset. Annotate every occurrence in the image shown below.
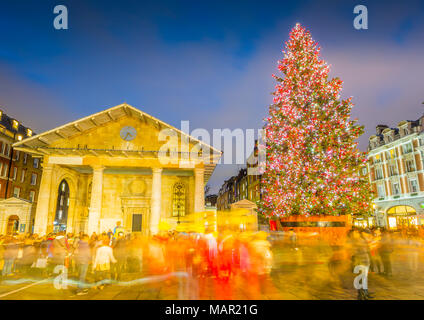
[13,104,220,235]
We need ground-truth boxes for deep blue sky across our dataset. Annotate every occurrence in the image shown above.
[0,0,423,192]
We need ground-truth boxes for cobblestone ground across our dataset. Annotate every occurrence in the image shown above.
[1,245,423,300]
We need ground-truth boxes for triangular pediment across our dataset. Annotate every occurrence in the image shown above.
[13,103,221,181]
[14,103,219,152]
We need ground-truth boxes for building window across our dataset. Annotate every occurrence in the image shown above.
[402,143,413,154]
[33,158,39,168]
[12,167,17,180]
[29,191,36,202]
[4,144,10,156]
[12,120,19,130]
[13,187,20,198]
[0,163,3,177]
[54,180,70,231]
[30,173,37,185]
[20,169,26,183]
[392,182,400,196]
[23,153,28,164]
[172,183,186,217]
[404,128,409,136]
[377,184,386,198]
[26,129,32,137]
[375,167,383,180]
[3,164,8,177]
[409,179,419,193]
[388,164,398,176]
[406,159,415,172]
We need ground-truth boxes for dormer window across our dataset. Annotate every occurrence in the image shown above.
[26,129,32,137]
[404,128,409,136]
[12,119,19,130]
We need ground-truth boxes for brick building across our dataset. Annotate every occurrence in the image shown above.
[368,113,424,229]
[0,110,42,234]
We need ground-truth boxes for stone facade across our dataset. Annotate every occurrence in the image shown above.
[368,115,424,229]
[0,110,41,234]
[13,104,220,235]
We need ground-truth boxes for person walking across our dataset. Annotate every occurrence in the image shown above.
[350,230,373,300]
[112,232,127,281]
[379,230,393,278]
[74,234,91,295]
[93,239,116,290]
[2,236,18,277]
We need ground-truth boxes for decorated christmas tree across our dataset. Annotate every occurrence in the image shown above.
[259,23,372,218]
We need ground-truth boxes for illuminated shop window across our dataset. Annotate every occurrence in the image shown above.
[388,217,397,229]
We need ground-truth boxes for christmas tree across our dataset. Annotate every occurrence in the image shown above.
[259,23,372,218]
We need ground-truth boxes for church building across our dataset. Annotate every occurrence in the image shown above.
[12,103,221,236]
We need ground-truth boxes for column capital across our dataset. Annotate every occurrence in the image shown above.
[91,165,105,172]
[41,163,54,171]
[152,167,163,174]
[194,167,205,174]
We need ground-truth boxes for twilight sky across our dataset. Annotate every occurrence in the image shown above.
[0,0,423,193]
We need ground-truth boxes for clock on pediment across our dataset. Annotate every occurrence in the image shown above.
[120,126,137,141]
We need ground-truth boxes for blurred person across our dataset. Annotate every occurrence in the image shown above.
[113,221,125,236]
[2,236,18,277]
[379,230,394,278]
[112,232,127,281]
[148,236,166,274]
[128,233,143,274]
[74,234,91,295]
[19,237,37,276]
[51,231,68,267]
[350,230,373,300]
[289,228,298,250]
[107,229,113,240]
[93,238,116,290]
[247,232,273,298]
[369,229,383,274]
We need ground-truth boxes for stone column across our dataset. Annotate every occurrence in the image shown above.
[33,163,54,235]
[87,166,104,235]
[194,167,205,212]
[150,167,162,235]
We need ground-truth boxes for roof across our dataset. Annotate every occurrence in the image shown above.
[13,103,222,181]
[0,110,35,141]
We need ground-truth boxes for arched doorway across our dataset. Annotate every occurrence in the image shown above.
[53,180,70,233]
[387,205,417,229]
[6,215,19,235]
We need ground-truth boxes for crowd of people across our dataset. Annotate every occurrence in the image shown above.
[0,223,273,297]
[1,223,424,299]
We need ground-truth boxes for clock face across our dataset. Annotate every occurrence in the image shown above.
[120,126,137,141]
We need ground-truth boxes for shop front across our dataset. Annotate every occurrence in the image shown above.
[352,215,375,229]
[386,205,418,230]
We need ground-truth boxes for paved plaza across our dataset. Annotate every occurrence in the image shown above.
[1,245,423,300]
